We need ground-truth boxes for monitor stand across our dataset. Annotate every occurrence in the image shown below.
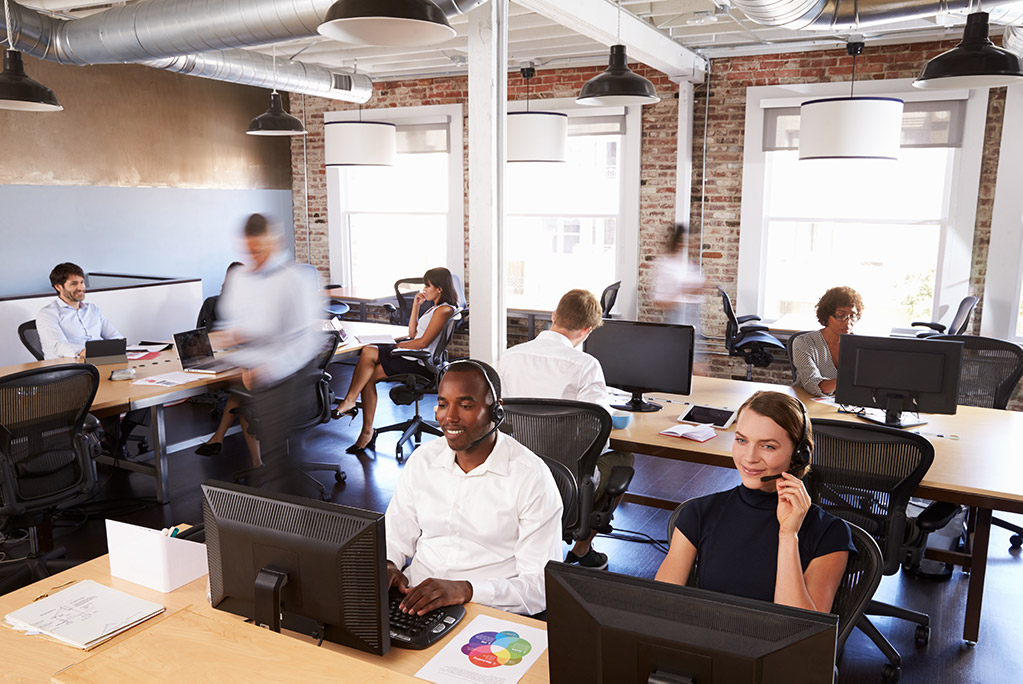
[254,567,289,632]
[856,397,926,429]
[612,391,661,413]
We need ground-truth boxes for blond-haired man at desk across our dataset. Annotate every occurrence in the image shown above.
[499,289,635,572]
[385,360,563,617]
[36,262,122,360]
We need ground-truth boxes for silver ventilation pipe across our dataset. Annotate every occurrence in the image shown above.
[730,0,1023,31]
[1006,23,1023,53]
[142,49,373,104]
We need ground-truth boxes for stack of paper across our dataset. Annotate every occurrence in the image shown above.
[5,580,164,650]
[660,423,717,442]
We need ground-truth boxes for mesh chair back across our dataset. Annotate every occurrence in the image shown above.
[666,499,700,586]
[392,278,431,326]
[806,419,934,575]
[933,334,1023,410]
[716,286,739,352]
[600,281,621,318]
[500,399,611,532]
[785,330,814,382]
[290,331,340,433]
[831,523,884,653]
[948,296,979,335]
[539,455,578,532]
[17,320,44,361]
[0,365,99,515]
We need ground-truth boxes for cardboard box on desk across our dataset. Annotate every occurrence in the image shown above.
[106,519,208,593]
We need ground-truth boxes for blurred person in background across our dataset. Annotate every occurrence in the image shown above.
[653,223,706,373]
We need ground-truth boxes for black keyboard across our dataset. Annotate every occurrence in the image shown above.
[388,590,466,649]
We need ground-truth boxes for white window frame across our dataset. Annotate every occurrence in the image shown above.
[325,104,465,289]
[982,83,1023,342]
[506,97,641,318]
[736,78,988,323]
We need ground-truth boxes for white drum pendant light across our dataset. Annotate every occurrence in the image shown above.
[508,66,567,163]
[799,42,903,161]
[325,121,397,166]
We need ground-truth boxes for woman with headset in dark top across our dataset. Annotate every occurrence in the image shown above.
[655,391,855,613]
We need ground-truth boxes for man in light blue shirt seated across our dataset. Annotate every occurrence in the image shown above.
[36,262,122,360]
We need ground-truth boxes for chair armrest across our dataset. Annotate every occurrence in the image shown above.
[390,348,429,361]
[602,465,634,499]
[574,474,596,542]
[915,501,960,532]
[738,324,770,333]
[83,413,101,433]
[382,304,397,313]
[736,314,761,324]
[911,321,945,332]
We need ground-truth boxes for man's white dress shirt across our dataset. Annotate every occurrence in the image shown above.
[36,299,122,360]
[499,330,610,408]
[385,432,563,616]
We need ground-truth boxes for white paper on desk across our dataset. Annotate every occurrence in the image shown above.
[4,579,164,650]
[131,371,195,387]
[415,614,547,684]
[357,334,397,345]
[128,342,173,353]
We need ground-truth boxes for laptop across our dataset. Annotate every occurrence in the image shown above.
[173,328,236,374]
[85,338,128,365]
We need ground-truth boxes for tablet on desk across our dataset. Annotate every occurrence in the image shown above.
[678,404,736,429]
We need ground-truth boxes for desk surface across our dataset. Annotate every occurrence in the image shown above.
[325,286,395,304]
[610,376,1023,514]
[1,556,549,683]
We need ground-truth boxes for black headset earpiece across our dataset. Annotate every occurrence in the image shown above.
[791,400,811,472]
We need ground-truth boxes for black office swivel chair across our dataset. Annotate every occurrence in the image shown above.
[376,309,464,461]
[600,281,621,319]
[716,286,785,380]
[322,283,351,320]
[932,334,1023,548]
[383,277,431,326]
[784,329,814,383]
[0,364,99,594]
[807,418,936,683]
[665,502,883,680]
[17,320,44,361]
[232,331,345,500]
[912,295,978,338]
[501,399,633,544]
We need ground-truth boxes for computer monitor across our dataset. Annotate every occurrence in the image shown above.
[201,480,390,655]
[835,334,964,428]
[582,320,694,412]
[545,562,838,684]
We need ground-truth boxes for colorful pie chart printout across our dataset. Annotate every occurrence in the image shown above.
[461,629,532,668]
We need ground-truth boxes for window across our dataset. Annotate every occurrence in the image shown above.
[737,80,988,332]
[326,105,463,296]
[504,104,640,312]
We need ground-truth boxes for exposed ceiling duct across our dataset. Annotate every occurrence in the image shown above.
[730,0,1023,33]
[0,0,485,101]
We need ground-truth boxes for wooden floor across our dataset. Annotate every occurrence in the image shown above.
[3,364,1021,683]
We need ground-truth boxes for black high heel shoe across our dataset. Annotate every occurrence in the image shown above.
[346,429,378,455]
[332,405,358,422]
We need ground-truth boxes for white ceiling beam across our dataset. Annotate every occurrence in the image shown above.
[514,0,706,82]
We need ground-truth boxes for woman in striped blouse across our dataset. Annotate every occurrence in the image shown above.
[791,287,864,397]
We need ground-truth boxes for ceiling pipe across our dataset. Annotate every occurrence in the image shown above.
[730,0,1023,32]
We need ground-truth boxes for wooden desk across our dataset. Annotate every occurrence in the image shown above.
[0,557,549,683]
[0,322,407,504]
[609,375,1023,644]
[326,286,395,322]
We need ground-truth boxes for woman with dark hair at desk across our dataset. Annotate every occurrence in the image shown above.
[333,266,459,454]
[655,391,854,613]
[792,286,864,397]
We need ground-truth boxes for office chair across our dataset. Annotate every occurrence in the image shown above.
[383,278,431,326]
[912,295,978,338]
[18,320,44,361]
[376,309,464,461]
[500,399,633,543]
[807,418,935,682]
[232,331,345,500]
[665,504,883,680]
[196,295,221,330]
[932,334,1023,548]
[716,286,785,380]
[322,283,351,319]
[784,329,814,383]
[0,364,99,594]
[600,281,621,319]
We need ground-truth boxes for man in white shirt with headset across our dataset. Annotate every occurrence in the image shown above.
[385,360,563,617]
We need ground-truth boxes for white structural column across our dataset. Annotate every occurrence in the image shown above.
[676,81,695,257]
[467,0,508,365]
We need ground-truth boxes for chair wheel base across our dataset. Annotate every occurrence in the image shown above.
[334,471,346,484]
[915,624,930,647]
[1010,534,1022,548]
[882,663,901,683]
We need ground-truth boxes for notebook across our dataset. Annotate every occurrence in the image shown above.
[173,328,236,374]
